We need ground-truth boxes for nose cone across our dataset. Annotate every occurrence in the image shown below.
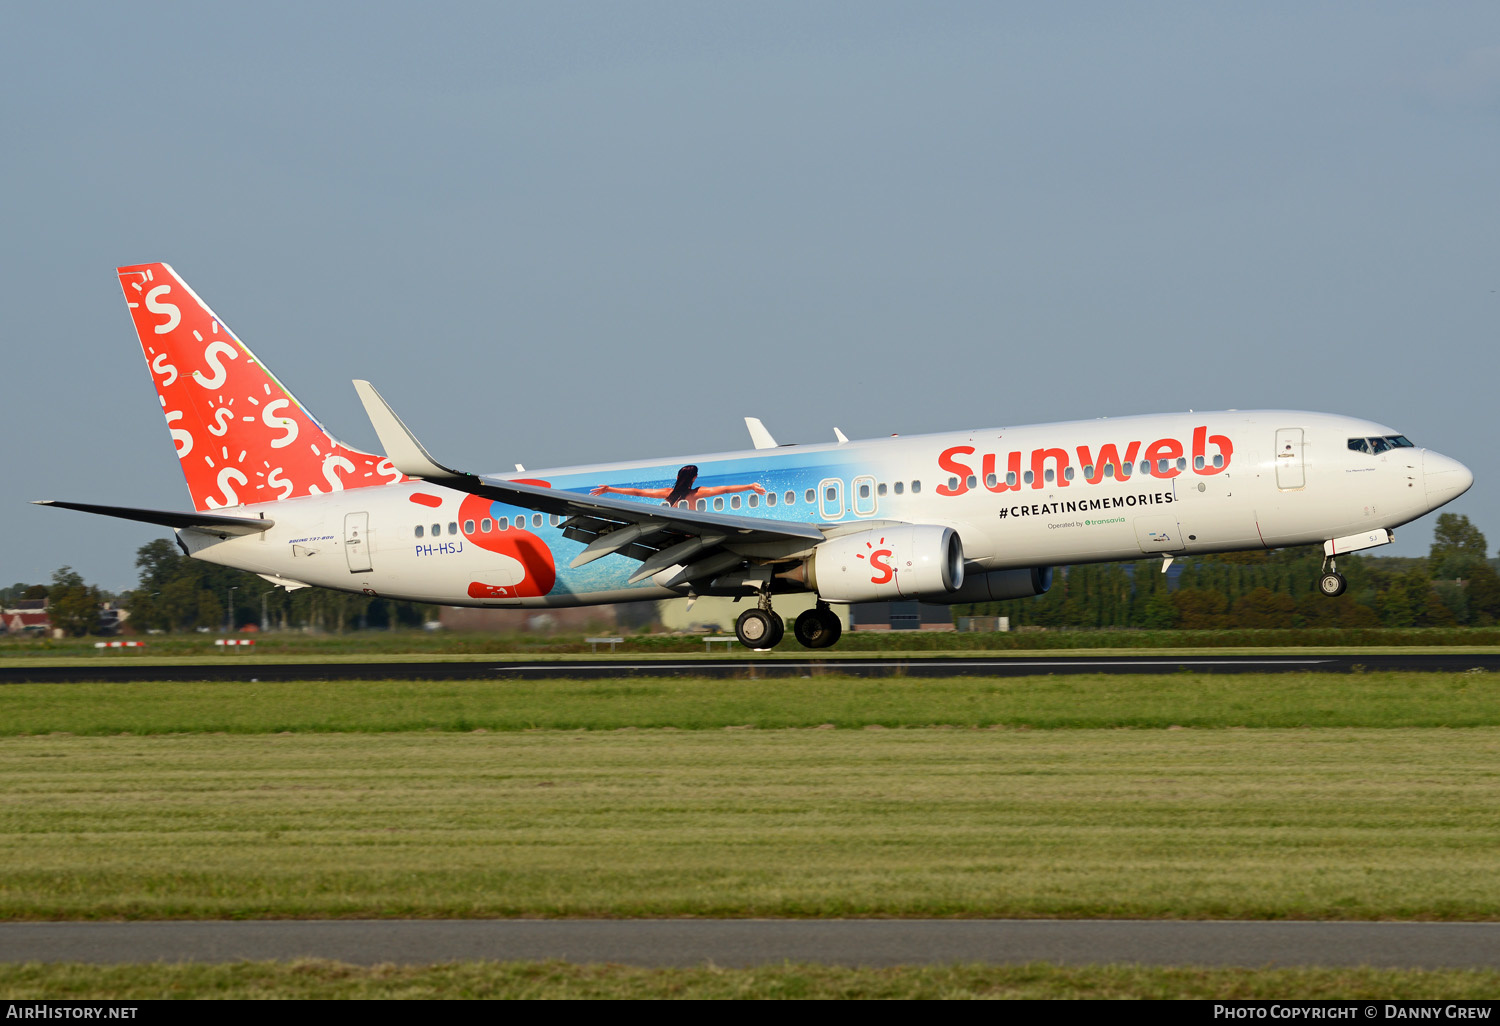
[1424,451,1474,511]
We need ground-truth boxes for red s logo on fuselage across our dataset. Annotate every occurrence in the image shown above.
[868,548,895,585]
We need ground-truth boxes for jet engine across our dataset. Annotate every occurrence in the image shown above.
[927,565,1054,604]
[802,525,964,603]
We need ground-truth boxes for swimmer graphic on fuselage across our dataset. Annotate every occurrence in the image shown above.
[590,464,766,508]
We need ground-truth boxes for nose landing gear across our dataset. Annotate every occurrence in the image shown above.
[1318,556,1347,597]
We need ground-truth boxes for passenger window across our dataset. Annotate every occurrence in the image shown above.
[785,491,795,505]
[911,480,921,493]
[696,499,706,511]
[1104,464,1114,478]
[1083,465,1094,479]
[481,519,492,533]
[714,497,725,511]
[1195,455,1205,470]
[1007,472,1018,486]
[825,486,837,501]
[859,483,871,499]
[463,520,474,534]
[731,495,741,509]
[532,514,542,527]
[965,475,977,489]
[1213,454,1224,468]
[1044,469,1055,483]
[947,477,959,491]
[550,515,561,527]
[1023,471,1034,485]
[877,483,887,496]
[431,523,441,536]
[1063,467,1074,481]
[748,494,758,508]
[1140,462,1151,476]
[806,489,815,503]
[1158,459,1169,474]
[894,481,904,495]
[985,474,997,488]
[415,525,424,538]
[448,522,458,535]
[515,516,525,529]
[766,492,776,507]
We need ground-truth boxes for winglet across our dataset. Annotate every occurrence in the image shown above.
[352,380,463,480]
[833,427,849,444]
[745,417,778,449]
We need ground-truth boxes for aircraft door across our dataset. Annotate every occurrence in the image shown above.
[1275,428,1306,490]
[818,478,845,520]
[852,475,878,517]
[344,512,373,573]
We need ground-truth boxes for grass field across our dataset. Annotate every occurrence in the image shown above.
[5,961,1499,999]
[2,671,1497,998]
[2,676,1498,920]
[1,673,1497,733]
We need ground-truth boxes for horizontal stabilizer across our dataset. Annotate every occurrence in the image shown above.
[34,500,273,536]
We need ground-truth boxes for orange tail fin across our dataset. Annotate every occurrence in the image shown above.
[117,263,406,510]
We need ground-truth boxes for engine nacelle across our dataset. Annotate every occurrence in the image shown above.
[805,525,964,603]
[926,566,1054,604]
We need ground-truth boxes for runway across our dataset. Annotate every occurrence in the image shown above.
[3,920,1499,968]
[2,652,1498,683]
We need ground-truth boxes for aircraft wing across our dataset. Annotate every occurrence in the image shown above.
[354,381,826,587]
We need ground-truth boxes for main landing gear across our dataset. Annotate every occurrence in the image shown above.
[1319,556,1347,597]
[735,606,784,649]
[793,603,842,649]
[734,597,842,650]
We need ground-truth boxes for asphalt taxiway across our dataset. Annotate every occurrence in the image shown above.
[2,652,1497,683]
[3,919,1498,968]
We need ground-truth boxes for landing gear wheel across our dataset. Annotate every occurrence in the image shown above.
[765,612,785,649]
[736,608,781,649]
[1319,572,1347,597]
[794,606,843,649]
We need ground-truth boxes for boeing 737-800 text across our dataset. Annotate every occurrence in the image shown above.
[36,264,1475,648]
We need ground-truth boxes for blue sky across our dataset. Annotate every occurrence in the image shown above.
[3,2,1496,591]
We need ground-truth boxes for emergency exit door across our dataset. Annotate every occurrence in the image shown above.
[344,512,373,573]
[1274,428,1305,490]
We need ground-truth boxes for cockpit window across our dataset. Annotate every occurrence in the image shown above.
[1349,434,1414,455]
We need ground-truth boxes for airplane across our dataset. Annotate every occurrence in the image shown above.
[37,263,1475,649]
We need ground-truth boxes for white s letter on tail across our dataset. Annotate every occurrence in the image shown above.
[144,286,181,334]
[309,456,355,494]
[261,399,299,448]
[193,341,238,389]
[151,352,178,386]
[165,410,193,458]
[204,468,249,508]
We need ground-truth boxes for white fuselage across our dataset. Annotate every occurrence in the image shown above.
[178,410,1471,609]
